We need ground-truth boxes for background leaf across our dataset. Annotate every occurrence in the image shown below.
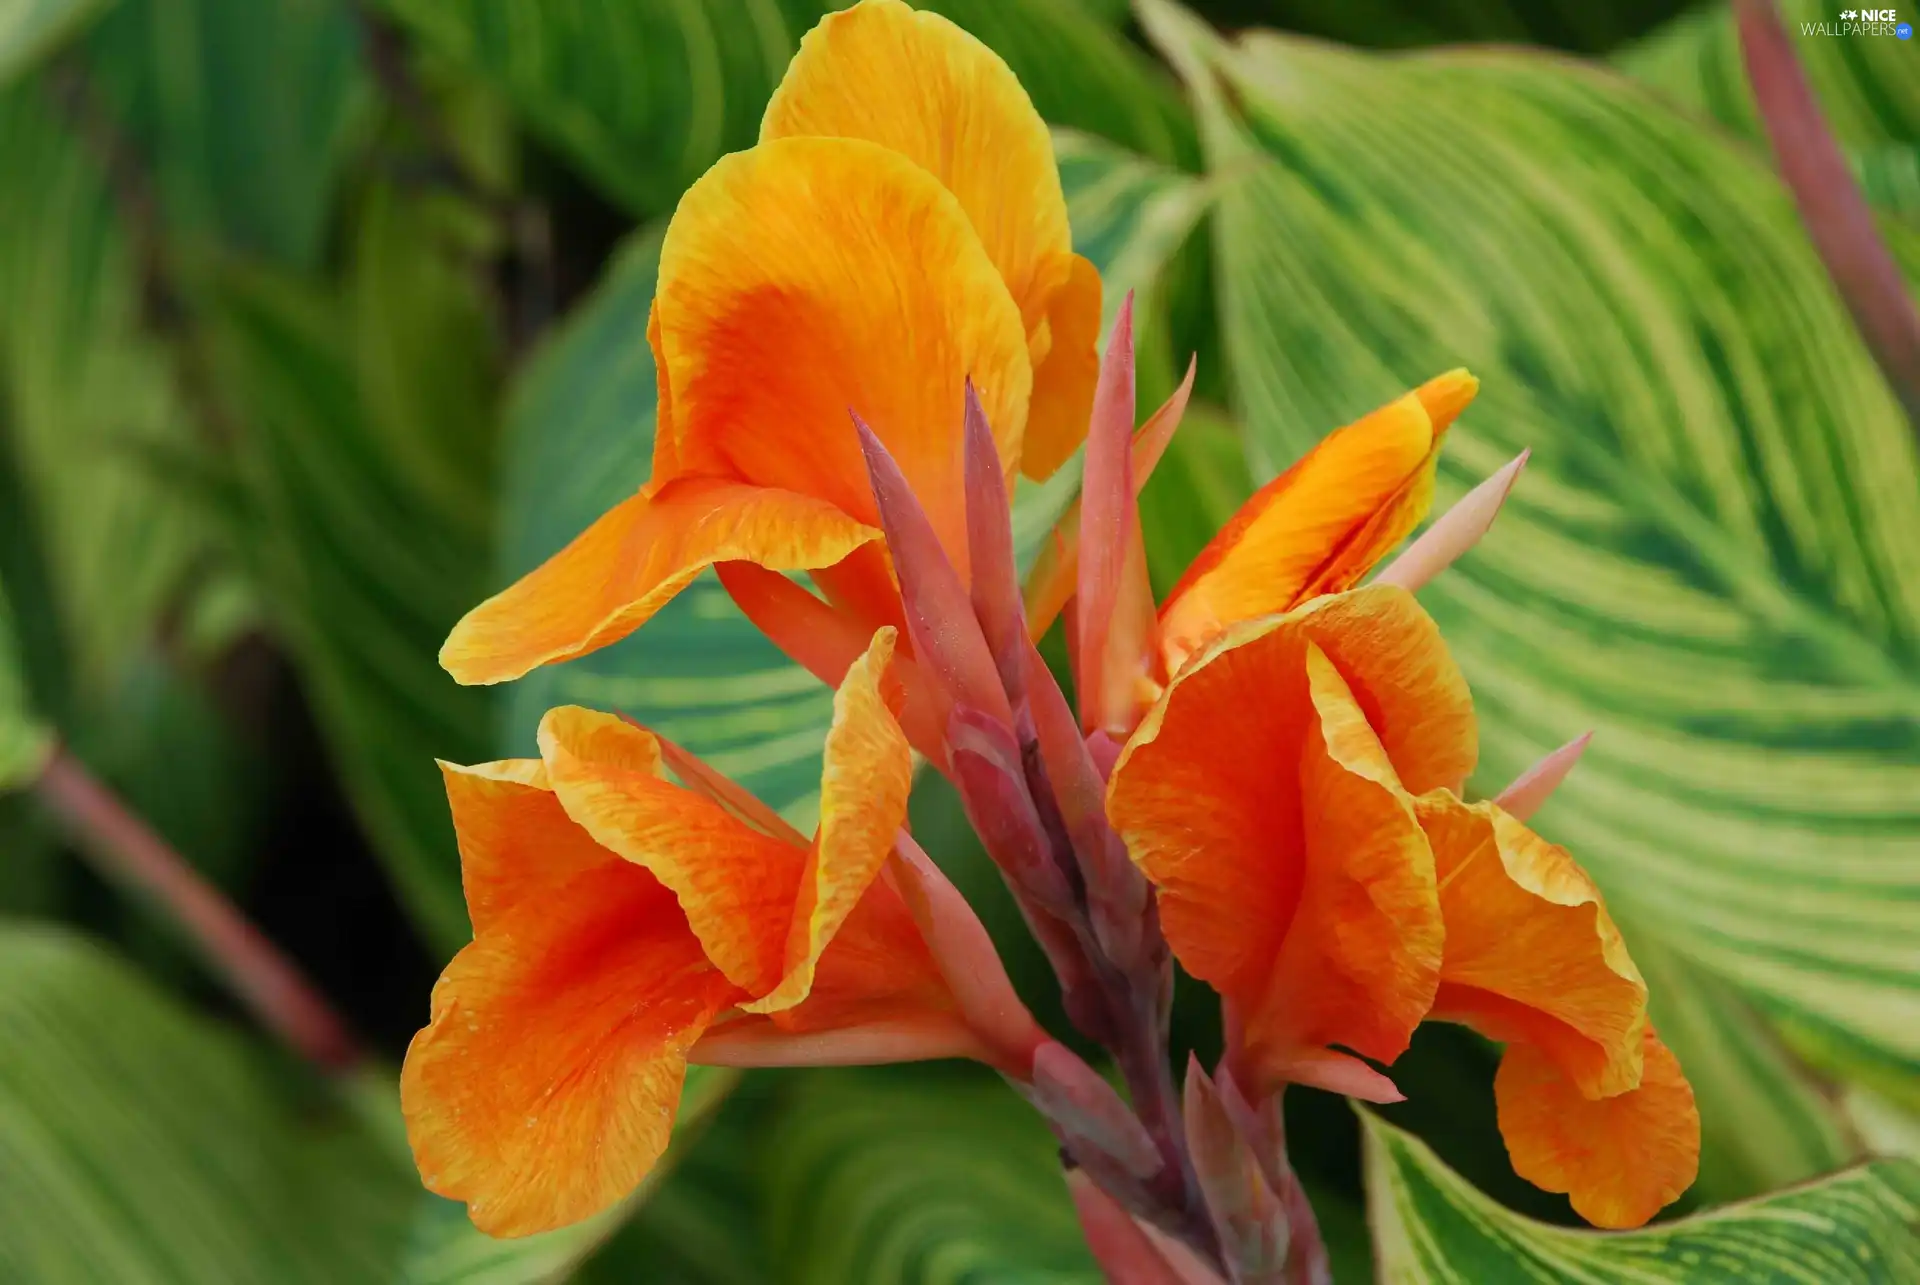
[198,180,500,949]
[1620,0,1920,223]
[1143,0,1920,1125]
[763,1068,1100,1284]
[79,0,369,267]
[0,0,108,85]
[0,922,414,1283]
[0,579,51,789]
[1363,1109,1920,1283]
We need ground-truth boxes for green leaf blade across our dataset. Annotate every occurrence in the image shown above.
[1364,1110,1920,1283]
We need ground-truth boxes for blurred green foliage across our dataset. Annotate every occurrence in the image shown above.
[1,0,1918,1280]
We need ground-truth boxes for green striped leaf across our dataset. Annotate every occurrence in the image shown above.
[378,0,1195,220]
[378,0,808,218]
[1143,0,1920,1114]
[82,0,368,267]
[1363,1110,1920,1283]
[1222,0,1692,56]
[0,0,109,84]
[0,80,235,709]
[0,923,415,1283]
[764,1068,1099,1283]
[1635,934,1852,1204]
[201,182,500,951]
[1620,1,1920,174]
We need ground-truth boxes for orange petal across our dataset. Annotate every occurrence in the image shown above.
[438,758,635,935]
[401,861,739,1236]
[1108,588,1470,1005]
[694,858,975,1062]
[653,134,1030,579]
[1495,1027,1700,1229]
[1024,254,1104,480]
[1234,645,1441,1090]
[646,300,680,487]
[1159,373,1478,676]
[538,706,804,998]
[440,476,878,686]
[1416,793,1647,1099]
[744,628,913,1013]
[762,0,1076,396]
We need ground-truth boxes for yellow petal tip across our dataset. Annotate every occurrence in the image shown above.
[1415,369,1479,433]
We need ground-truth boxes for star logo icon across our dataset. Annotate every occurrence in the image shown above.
[1841,7,1858,16]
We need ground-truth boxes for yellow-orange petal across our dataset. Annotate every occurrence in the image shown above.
[1416,793,1647,1099]
[1108,587,1472,1003]
[400,861,739,1236]
[1023,254,1103,480]
[1234,645,1441,1091]
[652,135,1030,579]
[744,628,913,1013]
[646,300,681,488]
[439,758,635,936]
[538,706,805,998]
[440,476,878,686]
[762,0,1075,364]
[1495,1027,1700,1229]
[1159,373,1478,676]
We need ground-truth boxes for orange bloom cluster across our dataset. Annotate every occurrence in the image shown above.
[403,0,1699,1248]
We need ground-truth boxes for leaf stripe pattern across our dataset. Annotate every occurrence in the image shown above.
[1364,1110,1920,1283]
[1141,0,1920,1092]
[0,926,414,1284]
[763,1070,1100,1284]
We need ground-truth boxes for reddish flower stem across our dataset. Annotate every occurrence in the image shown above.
[35,744,362,1072]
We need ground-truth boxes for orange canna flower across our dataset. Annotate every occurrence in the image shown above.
[402,629,1040,1236]
[1106,587,1700,1230]
[439,0,1101,705]
[1029,346,1484,737]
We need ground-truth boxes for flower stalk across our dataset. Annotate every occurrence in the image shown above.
[857,344,1221,1263]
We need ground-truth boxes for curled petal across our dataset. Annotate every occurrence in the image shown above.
[401,862,737,1236]
[1235,646,1440,1088]
[653,135,1030,574]
[1496,1027,1700,1229]
[762,0,1088,479]
[1416,793,1648,1100]
[439,759,629,934]
[1159,372,1477,676]
[652,728,808,846]
[441,478,877,686]
[539,706,803,997]
[1109,611,1453,1093]
[744,628,913,1013]
[1024,254,1105,480]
